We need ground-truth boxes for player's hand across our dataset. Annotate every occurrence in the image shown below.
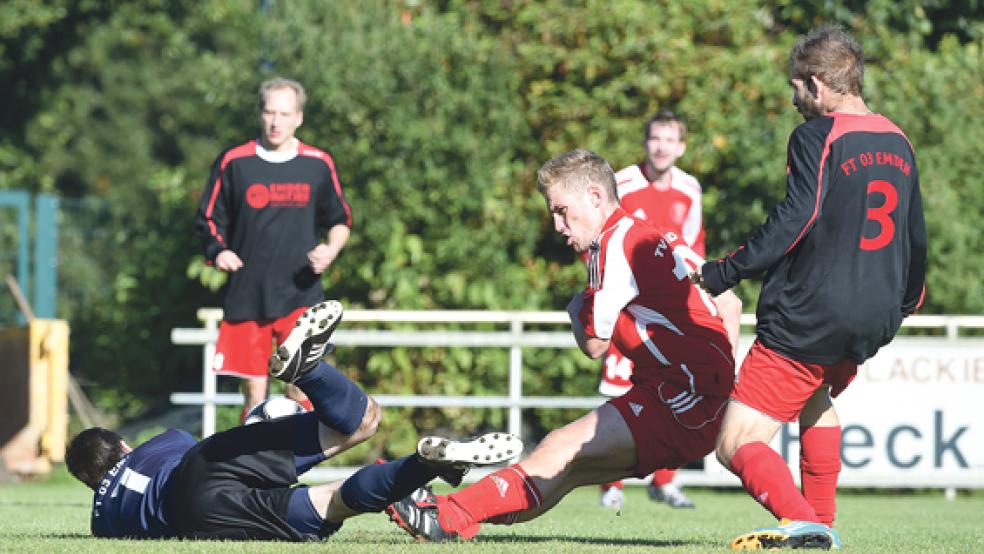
[215,249,244,272]
[689,264,708,291]
[307,244,335,274]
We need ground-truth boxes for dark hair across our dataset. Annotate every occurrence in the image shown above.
[644,109,687,142]
[789,26,864,95]
[65,428,126,490]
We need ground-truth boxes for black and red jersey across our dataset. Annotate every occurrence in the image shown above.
[194,139,352,321]
[701,113,927,364]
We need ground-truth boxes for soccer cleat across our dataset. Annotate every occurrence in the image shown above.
[269,300,343,383]
[730,518,838,550]
[385,495,461,543]
[600,486,625,509]
[416,432,523,469]
[648,483,696,509]
[408,485,436,504]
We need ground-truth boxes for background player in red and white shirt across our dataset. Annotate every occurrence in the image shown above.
[694,27,926,549]
[387,149,739,543]
[195,78,352,418]
[599,111,742,510]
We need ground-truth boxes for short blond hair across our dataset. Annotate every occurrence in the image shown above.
[258,77,307,112]
[536,149,617,201]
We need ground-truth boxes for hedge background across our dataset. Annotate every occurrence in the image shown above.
[1,0,981,457]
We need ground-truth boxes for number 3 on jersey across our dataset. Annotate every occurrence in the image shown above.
[860,180,898,251]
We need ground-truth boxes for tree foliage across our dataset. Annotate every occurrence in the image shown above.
[0,1,981,450]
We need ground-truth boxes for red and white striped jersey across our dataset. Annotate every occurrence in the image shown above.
[614,163,705,256]
[579,208,733,396]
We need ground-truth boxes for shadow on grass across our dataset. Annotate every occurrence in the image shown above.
[4,532,91,539]
[0,500,89,507]
[477,534,697,547]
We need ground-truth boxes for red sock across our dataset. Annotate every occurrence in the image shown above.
[800,425,841,527]
[440,464,543,534]
[600,480,623,491]
[730,442,819,523]
[239,405,250,424]
[651,469,676,487]
[297,398,314,412]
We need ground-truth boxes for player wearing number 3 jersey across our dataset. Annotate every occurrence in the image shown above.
[694,27,927,550]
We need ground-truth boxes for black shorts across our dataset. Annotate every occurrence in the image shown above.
[166,416,316,541]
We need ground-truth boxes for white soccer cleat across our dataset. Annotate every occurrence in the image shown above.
[416,432,523,469]
[600,486,625,509]
[649,482,696,509]
[269,300,344,383]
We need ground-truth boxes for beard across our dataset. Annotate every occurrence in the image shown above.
[795,95,825,120]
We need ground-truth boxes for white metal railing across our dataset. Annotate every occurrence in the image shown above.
[170,309,984,438]
[170,309,984,486]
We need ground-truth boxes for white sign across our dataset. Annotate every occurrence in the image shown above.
[697,337,984,488]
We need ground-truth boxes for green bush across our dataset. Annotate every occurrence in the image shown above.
[0,0,980,459]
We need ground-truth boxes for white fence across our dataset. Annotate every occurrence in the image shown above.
[171,309,984,488]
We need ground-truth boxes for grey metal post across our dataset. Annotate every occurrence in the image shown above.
[203,315,219,437]
[509,318,523,439]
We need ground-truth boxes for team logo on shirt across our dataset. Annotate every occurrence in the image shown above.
[246,182,312,209]
[629,402,644,417]
[246,183,270,208]
[672,202,688,225]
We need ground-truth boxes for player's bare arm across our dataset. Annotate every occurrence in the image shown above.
[308,224,351,274]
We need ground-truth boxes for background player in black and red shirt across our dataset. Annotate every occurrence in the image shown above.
[693,27,927,549]
[195,78,352,417]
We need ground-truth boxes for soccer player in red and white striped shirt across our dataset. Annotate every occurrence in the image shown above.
[387,149,741,542]
[599,111,742,510]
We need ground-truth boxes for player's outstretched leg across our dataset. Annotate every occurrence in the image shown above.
[730,518,841,550]
[385,433,524,542]
[269,300,344,383]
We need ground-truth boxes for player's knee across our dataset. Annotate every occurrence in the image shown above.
[715,431,741,469]
[351,396,381,443]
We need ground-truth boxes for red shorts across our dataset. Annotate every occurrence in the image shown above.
[609,381,728,477]
[732,340,858,423]
[212,307,308,378]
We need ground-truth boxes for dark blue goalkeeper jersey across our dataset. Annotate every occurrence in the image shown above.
[701,112,927,364]
[90,429,196,538]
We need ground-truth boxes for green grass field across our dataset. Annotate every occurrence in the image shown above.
[1,468,981,553]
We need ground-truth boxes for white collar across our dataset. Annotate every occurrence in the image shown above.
[256,138,299,163]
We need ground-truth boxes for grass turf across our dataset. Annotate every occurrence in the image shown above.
[1,468,981,553]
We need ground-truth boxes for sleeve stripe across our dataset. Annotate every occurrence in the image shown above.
[783,129,831,255]
[325,154,352,227]
[203,141,254,247]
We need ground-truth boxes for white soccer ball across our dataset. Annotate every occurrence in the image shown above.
[243,396,307,425]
